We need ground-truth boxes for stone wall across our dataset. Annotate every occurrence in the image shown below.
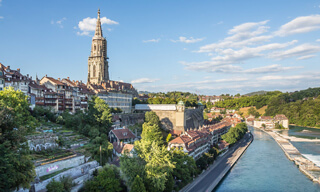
[185,108,204,130]
[35,155,85,177]
[119,113,145,127]
[153,110,177,131]
[27,133,58,151]
[34,161,99,192]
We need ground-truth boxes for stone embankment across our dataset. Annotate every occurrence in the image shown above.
[260,128,320,184]
[181,132,253,192]
[206,132,253,192]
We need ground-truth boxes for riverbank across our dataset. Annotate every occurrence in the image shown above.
[181,132,253,192]
[290,124,320,130]
[258,127,320,184]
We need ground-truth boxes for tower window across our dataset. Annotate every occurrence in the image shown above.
[93,65,96,77]
[94,45,96,51]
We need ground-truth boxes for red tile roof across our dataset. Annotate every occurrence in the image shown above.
[274,114,288,120]
[111,128,136,140]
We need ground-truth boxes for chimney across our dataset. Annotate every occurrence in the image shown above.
[27,74,29,78]
[45,74,47,77]
[58,78,60,81]
[67,77,70,80]
[17,68,20,72]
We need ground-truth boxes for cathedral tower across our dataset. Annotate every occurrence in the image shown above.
[87,9,109,84]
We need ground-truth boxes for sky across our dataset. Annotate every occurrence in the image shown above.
[0,0,320,95]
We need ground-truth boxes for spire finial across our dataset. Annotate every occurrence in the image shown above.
[98,8,100,18]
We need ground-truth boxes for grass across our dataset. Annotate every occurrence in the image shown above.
[238,106,268,116]
[40,167,74,181]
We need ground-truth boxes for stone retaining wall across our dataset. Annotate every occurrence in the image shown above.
[35,155,85,177]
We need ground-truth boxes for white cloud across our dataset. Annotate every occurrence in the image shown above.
[275,15,320,36]
[316,39,320,42]
[269,44,320,60]
[131,78,160,84]
[243,64,302,73]
[190,64,301,74]
[228,20,269,36]
[197,20,272,53]
[77,31,90,36]
[257,74,319,81]
[217,21,223,25]
[297,55,316,60]
[143,39,160,43]
[184,40,297,71]
[77,16,118,36]
[51,17,66,28]
[0,16,3,19]
[171,36,204,43]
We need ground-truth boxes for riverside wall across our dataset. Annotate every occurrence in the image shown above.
[207,132,253,191]
[254,126,320,184]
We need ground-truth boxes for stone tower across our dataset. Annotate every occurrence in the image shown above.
[87,9,109,84]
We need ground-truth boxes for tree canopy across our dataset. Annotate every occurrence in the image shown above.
[83,165,122,192]
[0,88,36,191]
[221,123,248,145]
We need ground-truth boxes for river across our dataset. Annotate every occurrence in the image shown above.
[215,126,320,192]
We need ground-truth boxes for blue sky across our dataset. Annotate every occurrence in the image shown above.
[0,0,320,95]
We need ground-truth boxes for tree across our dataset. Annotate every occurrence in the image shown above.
[131,175,146,192]
[171,149,197,188]
[143,142,175,192]
[0,90,36,191]
[46,179,64,192]
[84,165,121,192]
[248,107,260,118]
[60,175,73,192]
[196,156,207,171]
[139,122,163,149]
[221,123,248,145]
[274,122,285,129]
[86,96,112,135]
[262,123,266,129]
[120,155,145,186]
[145,111,160,127]
[87,134,113,166]
[0,87,37,131]
[166,133,172,143]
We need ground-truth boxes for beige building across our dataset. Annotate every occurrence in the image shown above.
[87,9,109,85]
[135,101,204,134]
[253,114,289,129]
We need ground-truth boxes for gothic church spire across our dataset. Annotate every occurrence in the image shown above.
[94,9,103,37]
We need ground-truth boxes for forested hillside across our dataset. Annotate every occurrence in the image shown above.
[135,91,200,107]
[214,91,281,109]
[265,94,320,127]
[216,87,320,127]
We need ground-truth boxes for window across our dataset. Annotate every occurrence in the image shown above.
[94,45,96,51]
[93,65,96,77]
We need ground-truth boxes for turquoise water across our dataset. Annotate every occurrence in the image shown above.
[279,125,320,167]
[215,126,320,192]
[279,125,320,139]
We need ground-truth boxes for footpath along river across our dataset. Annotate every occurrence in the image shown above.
[215,126,320,192]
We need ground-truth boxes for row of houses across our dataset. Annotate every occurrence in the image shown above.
[168,118,241,159]
[199,95,224,104]
[246,114,289,129]
[0,63,137,113]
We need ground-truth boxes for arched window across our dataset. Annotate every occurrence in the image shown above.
[94,45,96,51]
[93,65,96,77]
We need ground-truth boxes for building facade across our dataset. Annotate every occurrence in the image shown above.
[135,101,204,134]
